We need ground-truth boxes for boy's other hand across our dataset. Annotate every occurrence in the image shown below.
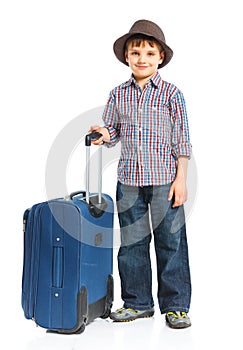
[168,178,188,208]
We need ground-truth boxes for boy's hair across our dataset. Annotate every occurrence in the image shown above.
[125,34,164,54]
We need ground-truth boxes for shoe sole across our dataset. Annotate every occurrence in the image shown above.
[166,320,192,329]
[111,311,154,322]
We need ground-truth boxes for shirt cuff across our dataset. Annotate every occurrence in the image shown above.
[172,143,192,159]
[103,126,119,148]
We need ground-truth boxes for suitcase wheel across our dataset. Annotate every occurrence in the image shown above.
[74,323,86,334]
[100,274,114,319]
[100,305,112,319]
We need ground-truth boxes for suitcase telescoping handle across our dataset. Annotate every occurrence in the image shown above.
[85,132,103,205]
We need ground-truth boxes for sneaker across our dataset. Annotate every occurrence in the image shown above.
[166,311,191,329]
[110,307,154,322]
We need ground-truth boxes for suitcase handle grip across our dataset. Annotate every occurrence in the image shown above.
[69,191,86,200]
[85,132,103,146]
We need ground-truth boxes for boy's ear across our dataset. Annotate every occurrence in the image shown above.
[159,51,165,65]
[125,51,129,63]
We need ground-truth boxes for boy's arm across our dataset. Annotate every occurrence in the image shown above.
[168,156,188,208]
[90,90,120,147]
[169,89,191,208]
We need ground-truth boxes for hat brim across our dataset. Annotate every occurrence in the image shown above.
[113,32,173,69]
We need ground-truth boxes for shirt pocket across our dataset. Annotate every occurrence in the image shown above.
[144,103,172,145]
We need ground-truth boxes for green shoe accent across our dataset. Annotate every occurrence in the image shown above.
[110,307,154,322]
[166,311,191,329]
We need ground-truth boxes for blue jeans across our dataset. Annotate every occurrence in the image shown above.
[116,181,191,314]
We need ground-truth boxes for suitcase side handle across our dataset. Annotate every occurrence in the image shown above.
[52,247,63,288]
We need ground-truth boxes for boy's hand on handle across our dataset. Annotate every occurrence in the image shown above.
[89,125,110,145]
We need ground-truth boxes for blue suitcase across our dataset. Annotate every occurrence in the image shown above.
[21,133,114,334]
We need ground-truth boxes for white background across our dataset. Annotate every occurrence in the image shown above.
[1,0,242,349]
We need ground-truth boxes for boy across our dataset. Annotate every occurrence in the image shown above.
[90,19,192,329]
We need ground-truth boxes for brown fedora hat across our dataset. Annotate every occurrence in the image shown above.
[113,19,173,69]
[113,19,173,68]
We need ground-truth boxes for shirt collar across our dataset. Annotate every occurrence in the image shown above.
[123,71,161,89]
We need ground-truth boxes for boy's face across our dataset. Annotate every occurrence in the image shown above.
[125,41,164,82]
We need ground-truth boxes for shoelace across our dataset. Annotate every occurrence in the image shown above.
[117,307,139,315]
[167,311,187,319]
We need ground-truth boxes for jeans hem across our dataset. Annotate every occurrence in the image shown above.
[124,303,154,311]
[161,306,190,314]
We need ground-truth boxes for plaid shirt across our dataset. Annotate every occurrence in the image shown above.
[102,71,191,186]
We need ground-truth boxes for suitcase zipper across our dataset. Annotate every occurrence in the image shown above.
[22,207,35,318]
[31,204,45,319]
[23,203,45,320]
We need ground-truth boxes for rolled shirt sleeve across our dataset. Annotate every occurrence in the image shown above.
[170,90,192,159]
